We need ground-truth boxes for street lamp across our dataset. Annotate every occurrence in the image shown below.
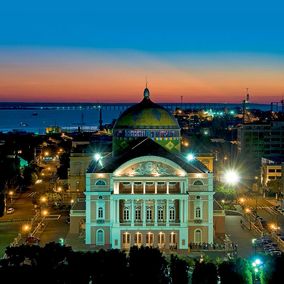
[8,190,14,203]
[223,169,240,186]
[22,224,31,236]
[221,199,225,209]
[251,258,263,284]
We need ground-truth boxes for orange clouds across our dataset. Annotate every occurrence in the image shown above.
[0,48,284,103]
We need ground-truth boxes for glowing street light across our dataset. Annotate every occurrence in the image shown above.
[94,153,101,161]
[223,169,240,185]
[22,224,31,234]
[239,197,245,204]
[8,190,14,203]
[186,153,195,161]
[44,151,49,156]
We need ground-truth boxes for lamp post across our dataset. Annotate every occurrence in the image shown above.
[8,190,14,204]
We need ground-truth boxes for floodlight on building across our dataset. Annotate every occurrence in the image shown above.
[186,153,195,161]
[94,153,101,161]
[223,169,240,185]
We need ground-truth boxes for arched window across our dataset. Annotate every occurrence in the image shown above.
[195,207,201,219]
[96,229,104,245]
[194,229,202,243]
[170,232,176,244]
[123,232,130,244]
[169,207,175,221]
[135,206,141,221]
[146,207,152,221]
[123,207,130,221]
[135,232,142,245]
[193,180,203,186]
[146,232,154,246]
[95,180,106,186]
[158,207,164,221]
[98,207,104,219]
[158,232,165,245]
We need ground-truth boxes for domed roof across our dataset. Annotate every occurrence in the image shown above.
[114,88,180,129]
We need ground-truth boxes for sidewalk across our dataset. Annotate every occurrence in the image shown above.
[265,198,281,207]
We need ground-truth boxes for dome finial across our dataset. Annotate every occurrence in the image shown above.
[144,77,150,99]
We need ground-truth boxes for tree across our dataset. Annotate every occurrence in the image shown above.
[169,254,189,284]
[218,258,252,284]
[192,261,218,284]
[267,179,283,199]
[128,246,168,284]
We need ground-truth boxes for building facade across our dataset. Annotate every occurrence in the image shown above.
[70,88,215,252]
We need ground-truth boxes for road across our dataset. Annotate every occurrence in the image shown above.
[242,195,284,235]
[0,159,70,256]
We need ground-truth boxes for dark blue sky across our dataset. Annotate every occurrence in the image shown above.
[1,0,284,54]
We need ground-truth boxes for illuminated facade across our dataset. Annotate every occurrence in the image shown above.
[70,88,214,252]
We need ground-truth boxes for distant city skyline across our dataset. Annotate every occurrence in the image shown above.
[0,1,284,103]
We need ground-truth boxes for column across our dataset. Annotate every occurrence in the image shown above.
[131,182,134,194]
[166,182,169,194]
[184,198,188,224]
[166,199,169,226]
[155,182,157,194]
[143,199,146,226]
[116,199,120,224]
[131,199,134,227]
[154,200,158,226]
[179,199,183,224]
[143,182,146,194]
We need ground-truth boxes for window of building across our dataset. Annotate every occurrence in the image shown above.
[169,206,175,221]
[195,207,201,219]
[98,207,104,219]
[170,232,176,244]
[146,232,154,246]
[96,229,104,245]
[146,207,152,221]
[123,207,130,221]
[135,232,142,245]
[193,180,204,186]
[122,232,130,244]
[158,232,165,245]
[194,229,202,243]
[158,207,164,221]
[268,169,276,173]
[135,206,141,221]
[95,180,106,186]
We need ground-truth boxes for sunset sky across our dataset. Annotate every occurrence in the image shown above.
[0,0,284,103]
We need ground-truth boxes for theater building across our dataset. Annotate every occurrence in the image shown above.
[70,87,214,252]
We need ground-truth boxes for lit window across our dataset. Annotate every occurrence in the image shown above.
[146,232,154,246]
[135,232,142,245]
[123,232,130,244]
[170,232,176,244]
[158,233,165,245]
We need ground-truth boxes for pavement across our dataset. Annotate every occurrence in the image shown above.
[225,215,256,258]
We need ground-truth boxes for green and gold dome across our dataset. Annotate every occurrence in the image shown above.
[113,87,181,155]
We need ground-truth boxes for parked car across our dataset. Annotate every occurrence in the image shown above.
[6,207,15,214]
[26,236,40,245]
